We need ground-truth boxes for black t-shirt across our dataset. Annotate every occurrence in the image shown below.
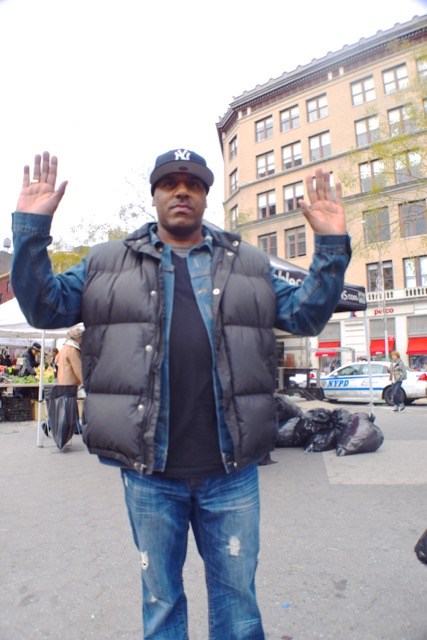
[163,252,223,477]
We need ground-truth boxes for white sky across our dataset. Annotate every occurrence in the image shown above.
[0,0,426,247]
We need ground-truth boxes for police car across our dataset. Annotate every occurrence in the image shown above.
[320,361,427,405]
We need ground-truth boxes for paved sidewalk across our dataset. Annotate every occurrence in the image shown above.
[1,403,427,640]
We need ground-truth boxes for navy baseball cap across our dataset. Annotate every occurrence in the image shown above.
[150,149,214,194]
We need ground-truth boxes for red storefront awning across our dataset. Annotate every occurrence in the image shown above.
[315,341,340,358]
[407,337,427,355]
[370,337,395,355]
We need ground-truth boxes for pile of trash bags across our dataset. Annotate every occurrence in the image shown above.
[274,394,384,456]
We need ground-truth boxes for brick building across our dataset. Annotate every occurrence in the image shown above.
[217,14,427,371]
[0,250,13,305]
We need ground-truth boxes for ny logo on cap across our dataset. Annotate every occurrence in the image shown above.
[174,149,190,161]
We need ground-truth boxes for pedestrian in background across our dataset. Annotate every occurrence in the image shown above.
[11,150,351,639]
[390,350,407,412]
[56,326,84,386]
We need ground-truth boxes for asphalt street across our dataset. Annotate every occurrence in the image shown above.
[1,398,426,640]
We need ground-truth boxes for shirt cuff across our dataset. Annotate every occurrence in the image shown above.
[12,211,53,235]
[314,233,351,254]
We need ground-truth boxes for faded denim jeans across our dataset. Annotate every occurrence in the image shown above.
[392,380,403,405]
[121,463,264,640]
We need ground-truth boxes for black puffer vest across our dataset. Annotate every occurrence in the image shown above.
[81,224,278,473]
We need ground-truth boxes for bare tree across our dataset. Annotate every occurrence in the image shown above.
[49,170,155,271]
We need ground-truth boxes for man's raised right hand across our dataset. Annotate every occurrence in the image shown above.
[16,151,68,215]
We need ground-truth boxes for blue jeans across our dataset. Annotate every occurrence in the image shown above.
[392,380,403,405]
[121,464,264,640]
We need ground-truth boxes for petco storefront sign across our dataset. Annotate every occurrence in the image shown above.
[374,307,395,316]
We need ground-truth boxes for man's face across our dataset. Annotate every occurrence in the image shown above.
[152,172,207,241]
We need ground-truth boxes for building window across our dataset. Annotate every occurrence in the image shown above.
[359,159,385,192]
[257,190,276,218]
[255,116,273,142]
[229,170,238,194]
[388,105,416,136]
[229,136,237,160]
[394,151,422,183]
[229,205,239,228]
[351,76,375,105]
[313,171,335,199]
[370,317,395,339]
[258,232,277,256]
[363,207,390,244]
[404,256,427,288]
[285,226,306,258]
[309,131,331,161]
[256,151,275,178]
[383,63,409,94]
[417,58,427,81]
[399,200,427,238]
[280,105,300,132]
[306,94,328,122]
[282,141,302,169]
[367,261,394,292]
[355,115,380,146]
[283,182,304,213]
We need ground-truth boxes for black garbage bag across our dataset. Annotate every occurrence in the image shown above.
[276,417,303,447]
[305,426,341,452]
[330,408,353,430]
[414,529,427,565]
[336,412,384,456]
[274,394,303,425]
[43,385,81,450]
[305,408,353,452]
[293,407,333,446]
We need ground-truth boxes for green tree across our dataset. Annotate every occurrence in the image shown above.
[49,245,88,273]
[340,44,427,260]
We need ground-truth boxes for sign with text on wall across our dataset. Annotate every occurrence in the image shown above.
[366,303,415,317]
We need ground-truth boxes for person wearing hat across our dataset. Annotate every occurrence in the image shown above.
[56,326,84,386]
[11,150,351,639]
[19,341,41,377]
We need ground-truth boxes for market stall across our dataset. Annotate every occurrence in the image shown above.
[0,297,68,444]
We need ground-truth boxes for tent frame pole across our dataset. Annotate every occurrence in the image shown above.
[36,330,45,447]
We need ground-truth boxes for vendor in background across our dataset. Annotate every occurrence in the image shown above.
[50,347,59,378]
[56,327,84,386]
[0,348,12,368]
[19,342,41,377]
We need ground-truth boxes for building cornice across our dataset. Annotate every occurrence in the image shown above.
[217,15,427,139]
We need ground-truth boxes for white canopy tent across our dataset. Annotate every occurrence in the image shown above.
[0,297,69,445]
[0,297,68,340]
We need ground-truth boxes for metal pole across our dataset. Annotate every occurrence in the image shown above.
[364,309,374,410]
[378,257,389,361]
[36,330,45,447]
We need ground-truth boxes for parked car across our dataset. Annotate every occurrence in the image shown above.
[320,361,427,405]
[289,370,317,388]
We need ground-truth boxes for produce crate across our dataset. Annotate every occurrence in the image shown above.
[30,400,47,421]
[2,395,32,410]
[4,408,33,422]
[2,396,32,421]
